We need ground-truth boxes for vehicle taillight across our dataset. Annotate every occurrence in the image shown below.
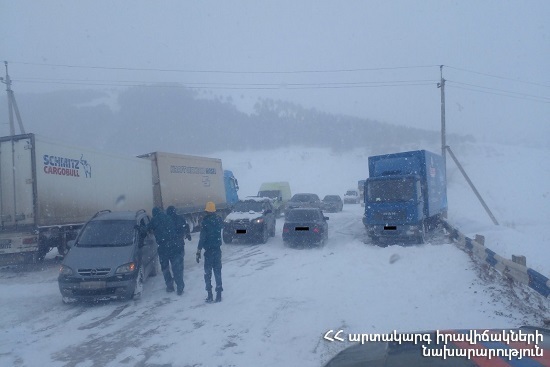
[313,227,320,233]
[283,226,289,233]
[22,237,37,244]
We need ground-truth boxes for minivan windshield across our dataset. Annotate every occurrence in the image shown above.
[77,220,135,247]
[233,201,264,212]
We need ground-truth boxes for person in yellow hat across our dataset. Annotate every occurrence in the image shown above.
[196,201,224,302]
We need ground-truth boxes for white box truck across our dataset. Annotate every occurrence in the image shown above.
[138,151,237,230]
[0,133,154,264]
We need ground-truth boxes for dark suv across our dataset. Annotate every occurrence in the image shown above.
[58,209,158,303]
[223,197,276,244]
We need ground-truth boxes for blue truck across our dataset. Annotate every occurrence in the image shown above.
[362,150,447,244]
[224,170,240,205]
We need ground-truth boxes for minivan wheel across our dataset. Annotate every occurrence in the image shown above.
[131,265,144,300]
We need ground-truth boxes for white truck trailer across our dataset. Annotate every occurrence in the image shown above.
[0,133,154,264]
[138,151,235,230]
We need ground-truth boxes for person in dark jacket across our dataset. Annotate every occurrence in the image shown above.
[148,207,184,295]
[196,201,224,303]
[166,206,190,294]
[167,205,192,245]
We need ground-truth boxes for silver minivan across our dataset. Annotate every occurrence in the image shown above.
[58,209,158,303]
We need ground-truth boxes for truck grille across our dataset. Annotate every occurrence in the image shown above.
[78,268,111,277]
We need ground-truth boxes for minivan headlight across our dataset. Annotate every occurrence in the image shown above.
[116,262,136,274]
[59,265,73,276]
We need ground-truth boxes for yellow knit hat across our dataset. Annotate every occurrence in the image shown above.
[205,201,216,212]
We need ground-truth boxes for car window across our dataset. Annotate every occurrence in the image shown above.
[77,220,135,246]
[286,210,320,221]
[291,194,319,202]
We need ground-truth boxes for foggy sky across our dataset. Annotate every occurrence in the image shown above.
[1,0,549,146]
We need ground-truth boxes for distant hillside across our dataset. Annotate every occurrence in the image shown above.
[0,85,472,155]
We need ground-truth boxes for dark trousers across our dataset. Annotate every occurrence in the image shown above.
[159,247,184,291]
[204,250,222,292]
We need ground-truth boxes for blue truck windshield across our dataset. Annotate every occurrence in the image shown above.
[367,178,416,202]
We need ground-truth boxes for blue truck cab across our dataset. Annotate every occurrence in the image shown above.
[224,170,240,205]
[362,150,447,243]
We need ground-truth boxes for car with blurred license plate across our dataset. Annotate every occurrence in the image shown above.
[343,189,360,204]
[223,197,276,244]
[322,195,343,212]
[58,209,158,303]
[283,208,328,247]
[286,193,322,211]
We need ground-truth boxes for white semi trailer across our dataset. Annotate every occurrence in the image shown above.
[0,134,239,265]
[138,151,236,231]
[0,133,155,264]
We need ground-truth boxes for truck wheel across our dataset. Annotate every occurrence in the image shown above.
[131,265,144,300]
[57,243,69,257]
[37,245,50,262]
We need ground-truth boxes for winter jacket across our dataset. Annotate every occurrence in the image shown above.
[198,213,223,253]
[167,206,190,244]
[148,207,179,253]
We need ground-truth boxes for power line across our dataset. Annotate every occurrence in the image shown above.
[8,60,439,75]
[446,65,550,88]
[447,80,550,101]
[447,84,550,104]
[12,78,437,90]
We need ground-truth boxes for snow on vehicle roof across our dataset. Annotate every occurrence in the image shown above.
[242,196,271,202]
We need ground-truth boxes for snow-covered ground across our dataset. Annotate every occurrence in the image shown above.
[0,141,549,367]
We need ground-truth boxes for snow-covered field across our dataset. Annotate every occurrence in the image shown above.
[0,141,549,367]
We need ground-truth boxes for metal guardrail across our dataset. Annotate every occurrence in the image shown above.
[441,219,550,298]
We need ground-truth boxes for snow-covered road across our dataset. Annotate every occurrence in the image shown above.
[0,204,546,367]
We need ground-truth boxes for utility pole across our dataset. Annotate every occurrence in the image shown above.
[1,61,25,136]
[438,65,446,167]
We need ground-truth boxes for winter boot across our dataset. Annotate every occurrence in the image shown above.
[205,291,214,303]
[215,290,222,303]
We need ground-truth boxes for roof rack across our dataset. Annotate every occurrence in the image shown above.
[90,209,112,220]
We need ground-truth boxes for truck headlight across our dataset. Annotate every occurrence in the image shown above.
[253,218,264,224]
[59,265,73,276]
[116,262,136,274]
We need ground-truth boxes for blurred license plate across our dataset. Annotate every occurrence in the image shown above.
[80,281,106,289]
